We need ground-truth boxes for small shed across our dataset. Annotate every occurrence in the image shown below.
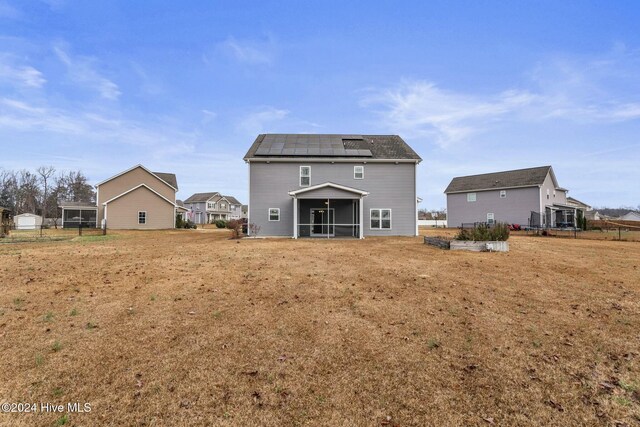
[14,213,43,230]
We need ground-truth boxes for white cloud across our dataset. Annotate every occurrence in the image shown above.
[361,81,537,146]
[0,55,46,88]
[217,36,276,65]
[0,97,198,148]
[201,109,217,122]
[237,106,289,135]
[363,48,640,147]
[53,41,121,100]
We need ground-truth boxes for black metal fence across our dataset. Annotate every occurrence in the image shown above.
[1,224,106,242]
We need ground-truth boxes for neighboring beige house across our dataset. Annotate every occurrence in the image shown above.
[96,165,181,229]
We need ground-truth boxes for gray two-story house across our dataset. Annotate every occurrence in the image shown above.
[244,134,422,238]
[445,165,581,228]
[183,192,244,224]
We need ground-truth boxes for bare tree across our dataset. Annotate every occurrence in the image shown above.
[0,169,18,212]
[16,170,40,214]
[37,166,56,221]
[60,171,95,203]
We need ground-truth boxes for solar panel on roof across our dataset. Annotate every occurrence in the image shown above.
[253,134,375,157]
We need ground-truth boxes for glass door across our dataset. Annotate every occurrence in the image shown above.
[310,208,335,237]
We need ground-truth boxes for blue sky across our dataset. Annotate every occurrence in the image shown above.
[1,1,639,208]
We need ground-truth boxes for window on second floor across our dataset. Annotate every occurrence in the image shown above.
[207,202,215,209]
[500,190,506,198]
[300,166,310,187]
[467,193,476,202]
[220,202,226,209]
[354,165,364,179]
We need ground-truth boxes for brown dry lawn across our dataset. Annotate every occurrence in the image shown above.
[0,229,639,426]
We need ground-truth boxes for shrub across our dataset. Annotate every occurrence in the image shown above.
[249,223,261,236]
[226,219,242,239]
[175,215,185,229]
[215,219,227,228]
[183,220,197,229]
[455,222,510,241]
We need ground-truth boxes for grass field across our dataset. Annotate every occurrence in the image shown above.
[1,229,639,426]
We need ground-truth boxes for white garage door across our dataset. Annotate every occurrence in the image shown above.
[18,216,36,229]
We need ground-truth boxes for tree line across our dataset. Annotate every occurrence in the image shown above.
[0,166,95,220]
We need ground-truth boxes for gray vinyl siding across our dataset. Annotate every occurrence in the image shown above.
[184,202,207,224]
[249,162,417,237]
[447,186,540,227]
[539,173,567,211]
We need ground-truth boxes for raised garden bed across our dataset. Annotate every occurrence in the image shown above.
[450,240,509,252]
[424,236,509,252]
[424,236,450,249]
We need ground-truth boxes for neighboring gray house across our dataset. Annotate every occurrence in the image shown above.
[244,134,422,238]
[566,196,592,212]
[183,192,244,223]
[619,211,640,221]
[224,196,246,220]
[445,166,580,228]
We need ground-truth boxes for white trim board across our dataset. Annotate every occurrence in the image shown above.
[288,182,370,197]
[102,183,177,207]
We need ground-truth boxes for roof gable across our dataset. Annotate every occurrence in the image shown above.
[288,182,370,197]
[445,166,553,193]
[184,192,220,203]
[223,195,242,205]
[95,164,178,191]
[102,183,176,207]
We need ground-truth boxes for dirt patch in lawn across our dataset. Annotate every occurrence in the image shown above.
[1,229,639,426]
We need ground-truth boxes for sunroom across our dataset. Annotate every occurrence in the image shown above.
[288,182,369,239]
[59,202,98,228]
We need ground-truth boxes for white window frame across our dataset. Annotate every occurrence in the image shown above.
[268,208,280,222]
[370,208,392,230]
[354,165,364,179]
[487,213,495,224]
[500,190,506,198]
[138,211,147,225]
[299,166,311,187]
[207,202,215,209]
[467,192,477,202]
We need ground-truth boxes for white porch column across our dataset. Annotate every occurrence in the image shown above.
[293,196,298,239]
[359,196,364,239]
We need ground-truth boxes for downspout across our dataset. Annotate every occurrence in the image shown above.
[293,196,298,239]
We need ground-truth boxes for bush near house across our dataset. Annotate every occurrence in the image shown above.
[455,223,510,241]
[226,219,242,239]
[215,219,227,229]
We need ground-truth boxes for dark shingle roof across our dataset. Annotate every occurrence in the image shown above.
[58,201,97,209]
[445,166,552,193]
[153,172,178,190]
[243,134,421,161]
[224,196,242,205]
[184,192,220,203]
